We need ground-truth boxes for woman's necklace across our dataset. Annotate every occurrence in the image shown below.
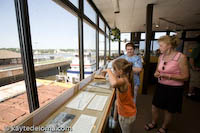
[163,51,177,62]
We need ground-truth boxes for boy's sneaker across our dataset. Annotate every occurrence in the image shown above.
[111,119,118,129]
[109,117,118,129]
[109,117,112,128]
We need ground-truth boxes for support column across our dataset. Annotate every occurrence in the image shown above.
[109,31,111,57]
[118,33,121,56]
[104,25,107,65]
[96,15,99,70]
[142,4,153,94]
[14,0,39,112]
[78,0,84,80]
[181,31,186,53]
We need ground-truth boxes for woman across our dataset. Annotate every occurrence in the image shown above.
[144,35,189,133]
[103,58,136,133]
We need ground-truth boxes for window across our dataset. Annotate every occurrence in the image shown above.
[0,0,28,130]
[69,0,78,8]
[186,31,200,38]
[111,41,119,57]
[99,17,105,31]
[121,33,131,52]
[84,0,96,24]
[106,37,109,58]
[139,41,159,56]
[139,41,145,50]
[141,33,146,40]
[28,0,79,105]
[83,22,96,78]
[106,26,109,36]
[151,41,159,55]
[99,33,105,67]
[170,32,177,36]
[154,32,167,39]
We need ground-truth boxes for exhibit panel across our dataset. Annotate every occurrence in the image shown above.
[40,79,114,133]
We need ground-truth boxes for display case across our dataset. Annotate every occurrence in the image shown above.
[11,75,115,133]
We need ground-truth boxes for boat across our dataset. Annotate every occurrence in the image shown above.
[67,52,96,83]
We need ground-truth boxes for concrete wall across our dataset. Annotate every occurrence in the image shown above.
[0,61,70,87]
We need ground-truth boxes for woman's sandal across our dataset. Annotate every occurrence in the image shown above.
[156,127,168,133]
[144,122,157,131]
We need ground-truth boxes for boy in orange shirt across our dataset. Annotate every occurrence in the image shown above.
[102,58,137,133]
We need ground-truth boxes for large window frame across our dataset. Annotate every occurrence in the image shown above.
[13,0,110,112]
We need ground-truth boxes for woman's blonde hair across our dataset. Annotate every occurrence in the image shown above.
[158,35,181,48]
[112,58,134,94]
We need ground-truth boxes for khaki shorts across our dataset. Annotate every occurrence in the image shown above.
[190,68,200,88]
[118,115,136,133]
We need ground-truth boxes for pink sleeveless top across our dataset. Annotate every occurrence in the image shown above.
[158,52,184,86]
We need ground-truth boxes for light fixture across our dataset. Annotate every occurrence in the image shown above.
[155,18,160,28]
[112,0,120,13]
[155,24,159,28]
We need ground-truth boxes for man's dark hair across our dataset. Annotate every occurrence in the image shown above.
[125,42,134,49]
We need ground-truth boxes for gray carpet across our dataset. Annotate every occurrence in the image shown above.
[131,93,200,133]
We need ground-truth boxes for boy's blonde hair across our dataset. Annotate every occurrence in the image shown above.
[112,58,134,95]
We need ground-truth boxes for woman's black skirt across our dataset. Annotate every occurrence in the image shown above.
[152,83,184,113]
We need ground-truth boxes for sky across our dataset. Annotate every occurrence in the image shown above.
[0,0,106,50]
[0,0,20,48]
[0,0,162,51]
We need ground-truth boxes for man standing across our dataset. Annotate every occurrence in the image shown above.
[107,42,142,128]
[119,42,143,103]
[107,42,142,102]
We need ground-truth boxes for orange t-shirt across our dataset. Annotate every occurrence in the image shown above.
[117,84,137,117]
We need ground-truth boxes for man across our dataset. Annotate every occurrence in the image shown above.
[107,42,142,102]
[119,42,143,103]
[107,42,142,128]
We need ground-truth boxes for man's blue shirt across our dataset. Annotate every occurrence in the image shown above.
[119,55,143,86]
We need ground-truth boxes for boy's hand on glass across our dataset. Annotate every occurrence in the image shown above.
[94,74,105,79]
[101,69,108,76]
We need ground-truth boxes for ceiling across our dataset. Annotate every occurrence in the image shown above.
[93,0,200,32]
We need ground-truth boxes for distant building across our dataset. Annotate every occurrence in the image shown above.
[0,50,21,65]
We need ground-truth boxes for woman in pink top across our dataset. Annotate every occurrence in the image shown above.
[145,35,189,133]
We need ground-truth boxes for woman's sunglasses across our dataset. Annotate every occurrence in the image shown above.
[162,62,167,70]
[160,62,167,80]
